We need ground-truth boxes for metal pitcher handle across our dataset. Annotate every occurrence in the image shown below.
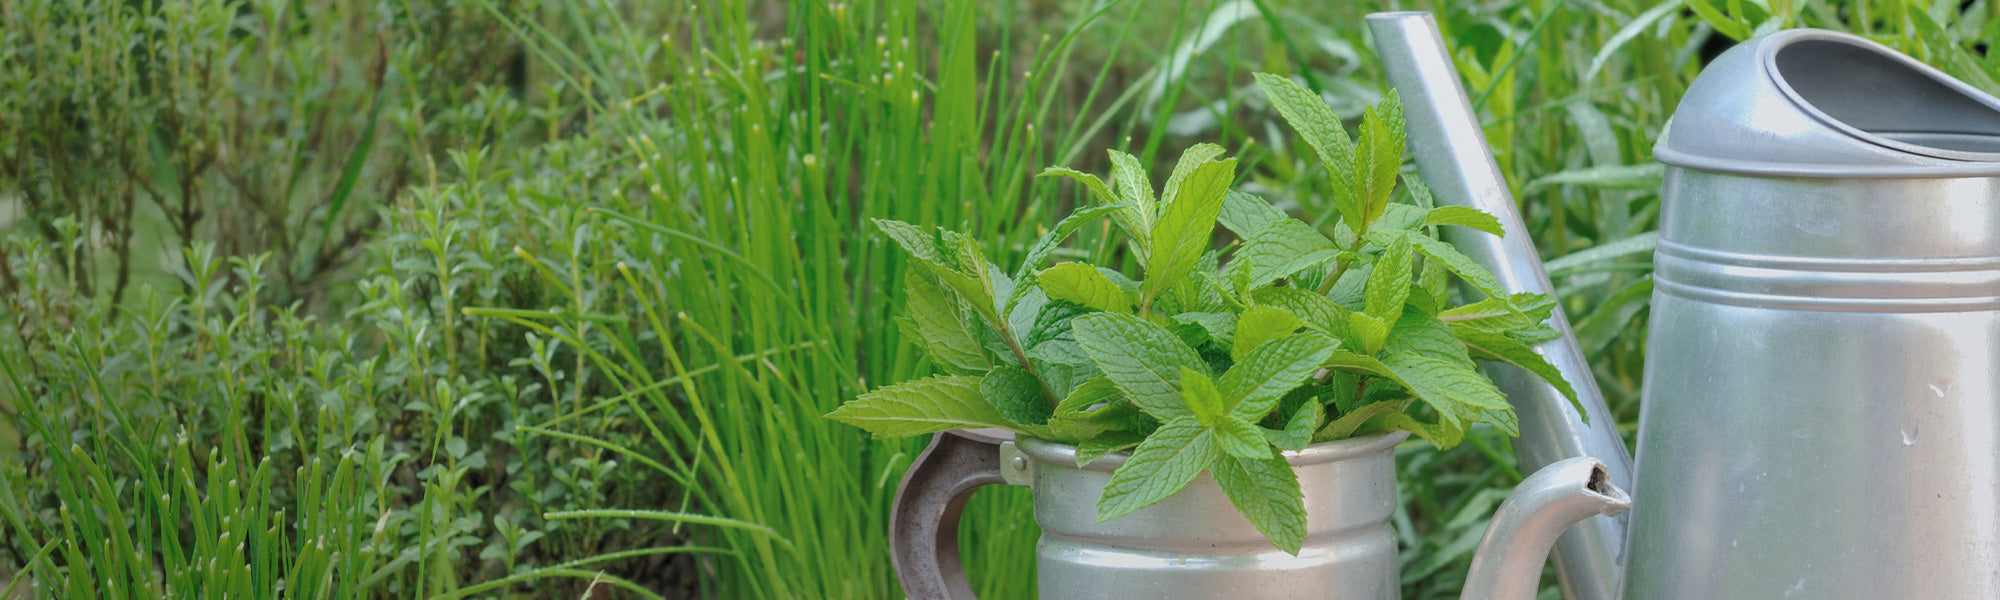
[890,428,1015,600]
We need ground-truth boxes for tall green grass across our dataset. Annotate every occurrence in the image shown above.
[5,0,1999,598]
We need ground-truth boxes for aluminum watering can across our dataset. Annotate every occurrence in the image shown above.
[1380,11,2000,600]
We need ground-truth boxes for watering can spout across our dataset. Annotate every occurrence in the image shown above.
[1460,458,1632,600]
[1366,11,1634,599]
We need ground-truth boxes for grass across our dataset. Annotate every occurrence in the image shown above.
[3,0,1998,598]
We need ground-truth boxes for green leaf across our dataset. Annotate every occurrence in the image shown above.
[901,269,992,374]
[1368,229,1509,301]
[1008,202,1131,316]
[1423,206,1504,236]
[1349,312,1389,356]
[1072,313,1205,421]
[1322,350,1398,379]
[1143,157,1237,306]
[1108,149,1158,245]
[1212,453,1306,554]
[1212,414,1272,460]
[982,365,1052,427]
[1099,418,1218,522]
[1453,325,1584,422]
[1041,167,1146,243]
[1039,263,1133,314]
[1382,353,1512,427]
[1218,191,1287,239]
[874,218,947,264]
[1161,143,1227,210]
[1171,312,1236,349]
[1229,219,1338,289]
[1076,431,1147,467]
[1180,367,1226,424]
[827,375,1016,437]
[1220,331,1338,420]
[1316,399,1408,442]
[1353,91,1406,233]
[1265,398,1322,450]
[1364,234,1413,326]
[1054,376,1122,419]
[1232,305,1303,362]
[1384,310,1471,365]
[1253,72,1358,227]
[1251,288,1353,343]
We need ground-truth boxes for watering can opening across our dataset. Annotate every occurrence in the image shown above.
[1656,29,2000,176]
[1769,33,2000,160]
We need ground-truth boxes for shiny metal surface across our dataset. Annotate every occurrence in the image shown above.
[1462,458,1631,600]
[1367,13,1634,600]
[1020,432,1407,600]
[1634,28,2000,598]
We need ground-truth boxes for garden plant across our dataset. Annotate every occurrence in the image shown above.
[833,75,1580,553]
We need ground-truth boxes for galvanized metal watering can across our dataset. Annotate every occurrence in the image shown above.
[890,10,2000,600]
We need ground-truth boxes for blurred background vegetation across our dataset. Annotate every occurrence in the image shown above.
[2,0,1995,598]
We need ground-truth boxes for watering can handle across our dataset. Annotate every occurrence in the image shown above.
[890,428,1013,600]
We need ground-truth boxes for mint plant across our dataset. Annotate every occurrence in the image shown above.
[829,74,1581,554]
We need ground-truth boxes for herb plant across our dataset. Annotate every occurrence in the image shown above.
[829,74,1581,554]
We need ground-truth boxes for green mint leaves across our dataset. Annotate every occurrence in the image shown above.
[831,72,1585,555]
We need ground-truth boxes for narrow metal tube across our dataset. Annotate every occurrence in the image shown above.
[1462,458,1632,600]
[1366,11,1634,600]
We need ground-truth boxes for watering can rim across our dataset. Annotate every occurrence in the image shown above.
[1015,429,1410,472]
[1653,27,2000,179]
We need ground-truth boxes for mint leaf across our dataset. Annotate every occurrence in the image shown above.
[1354,91,1406,233]
[1452,326,1584,422]
[1382,352,1512,427]
[1266,397,1324,450]
[1008,202,1130,316]
[1180,367,1226,424]
[1170,312,1236,349]
[1230,219,1339,289]
[1076,431,1147,467]
[1349,312,1389,356]
[1054,376,1122,418]
[1253,72,1358,229]
[1384,311,1471,365]
[1098,418,1218,521]
[1322,350,1398,379]
[1220,331,1338,419]
[901,269,992,374]
[1251,287,1354,343]
[1212,453,1306,554]
[874,218,947,264]
[1071,313,1205,421]
[1368,229,1509,302]
[1143,157,1236,307]
[1041,166,1146,244]
[1424,206,1504,236]
[982,365,1052,427]
[1364,233,1413,326]
[1212,414,1272,460]
[1039,262,1133,314]
[1218,190,1286,239]
[1232,305,1303,362]
[1162,143,1227,210]
[1108,149,1158,252]
[826,375,1015,437]
[1316,398,1408,442]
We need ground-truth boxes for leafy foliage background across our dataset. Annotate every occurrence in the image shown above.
[2,0,1996,598]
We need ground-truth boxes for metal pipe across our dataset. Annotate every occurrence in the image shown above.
[1366,11,1634,600]
[1462,458,1632,600]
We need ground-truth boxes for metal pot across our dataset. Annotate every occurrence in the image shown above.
[890,429,1626,600]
